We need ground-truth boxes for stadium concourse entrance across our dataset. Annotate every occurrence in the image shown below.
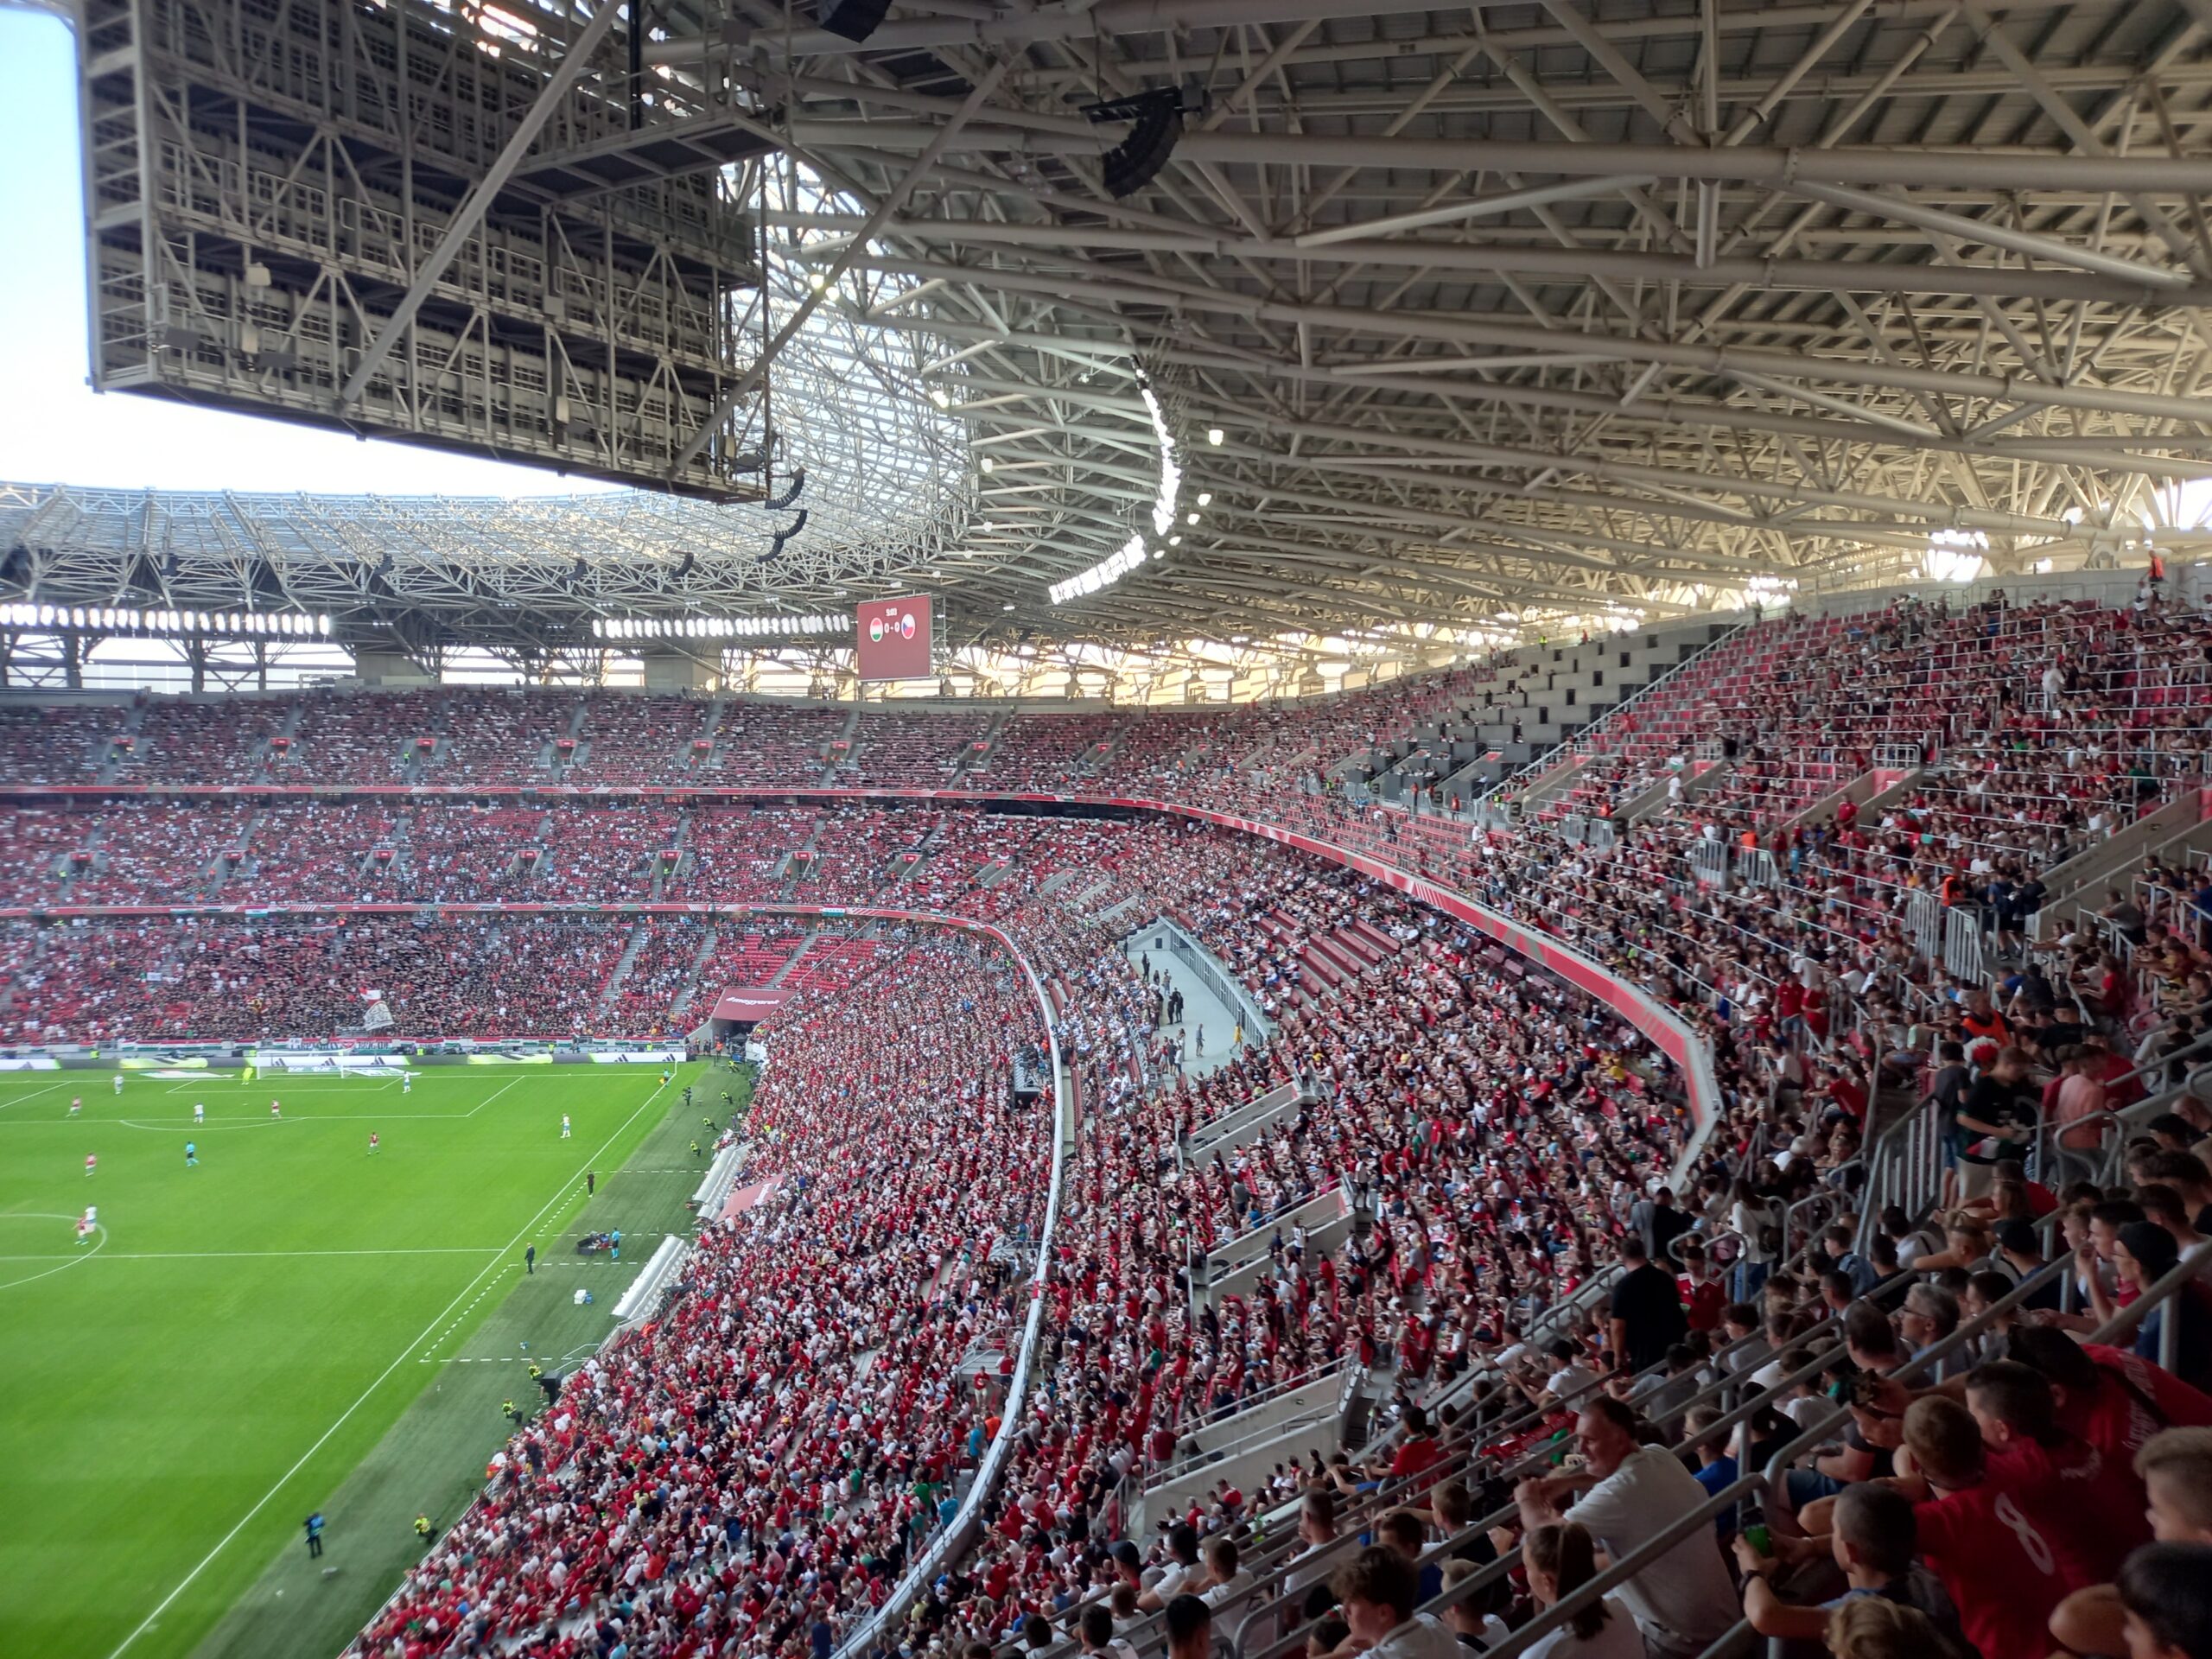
[697,987,792,1051]
[1124,919,1260,1082]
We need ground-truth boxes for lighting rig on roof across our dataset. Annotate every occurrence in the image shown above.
[1048,377,1186,606]
[0,603,332,637]
[593,615,843,640]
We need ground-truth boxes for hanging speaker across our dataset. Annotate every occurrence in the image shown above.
[1084,88,1187,200]
[819,0,891,42]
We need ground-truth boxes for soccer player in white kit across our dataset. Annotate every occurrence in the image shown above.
[194,1102,205,1124]
[402,1072,411,1095]
[112,1073,123,1096]
[77,1205,96,1244]
[561,1114,572,1139]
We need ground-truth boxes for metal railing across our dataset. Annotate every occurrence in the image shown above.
[1136,912,1277,1044]
[1474,619,1757,808]
[835,929,1073,1658]
[1855,1092,1947,1253]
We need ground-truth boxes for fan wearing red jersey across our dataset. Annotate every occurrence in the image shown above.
[1964,1360,2152,1580]
[1904,1395,2105,1659]
[2007,1325,2212,1467]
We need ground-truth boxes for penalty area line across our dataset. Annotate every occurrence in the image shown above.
[101,1078,673,1659]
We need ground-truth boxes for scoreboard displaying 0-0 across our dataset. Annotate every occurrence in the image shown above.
[855,595,934,681]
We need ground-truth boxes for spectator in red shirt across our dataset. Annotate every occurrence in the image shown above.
[1676,1241,1728,1333]
[1380,1405,1445,1491]
[2050,1433,2212,1659]
[2007,1326,2212,1466]
[1904,1395,2105,1659]
[1965,1361,2152,1580]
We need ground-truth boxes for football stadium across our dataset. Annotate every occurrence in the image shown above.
[4,2,2212,1657]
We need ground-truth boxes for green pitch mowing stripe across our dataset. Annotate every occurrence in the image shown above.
[0,1059,735,1659]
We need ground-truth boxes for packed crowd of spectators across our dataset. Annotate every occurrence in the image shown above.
[346,932,1054,1659]
[0,587,2209,1659]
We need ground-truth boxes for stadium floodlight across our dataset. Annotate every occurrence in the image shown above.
[1048,532,1150,606]
[1208,428,1224,445]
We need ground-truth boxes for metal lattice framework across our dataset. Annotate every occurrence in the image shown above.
[21,0,2212,671]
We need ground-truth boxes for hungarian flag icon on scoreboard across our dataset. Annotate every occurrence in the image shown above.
[855,594,932,681]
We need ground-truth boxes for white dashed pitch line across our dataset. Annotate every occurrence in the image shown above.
[101,1077,671,1659]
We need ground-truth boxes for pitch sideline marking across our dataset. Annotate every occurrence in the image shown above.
[0,1081,78,1112]
[0,1246,504,1262]
[101,1077,673,1659]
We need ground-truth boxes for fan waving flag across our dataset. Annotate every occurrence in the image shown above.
[855,595,932,681]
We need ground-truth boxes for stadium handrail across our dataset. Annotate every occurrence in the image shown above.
[831,909,1071,1658]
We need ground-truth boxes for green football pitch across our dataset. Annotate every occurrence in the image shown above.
[0,1057,747,1659]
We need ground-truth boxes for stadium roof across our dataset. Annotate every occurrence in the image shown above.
[14,0,2212,669]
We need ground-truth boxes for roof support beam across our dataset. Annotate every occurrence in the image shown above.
[1784,181,2193,289]
[766,207,2210,305]
[664,56,1012,480]
[335,0,626,412]
[786,121,2212,193]
[832,250,2212,429]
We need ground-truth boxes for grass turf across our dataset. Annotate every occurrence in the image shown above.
[0,1057,747,1659]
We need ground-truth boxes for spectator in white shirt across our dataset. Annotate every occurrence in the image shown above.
[1198,1536,1255,1609]
[1515,1397,1738,1657]
[1140,1524,1205,1611]
[1165,1595,1213,1659]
